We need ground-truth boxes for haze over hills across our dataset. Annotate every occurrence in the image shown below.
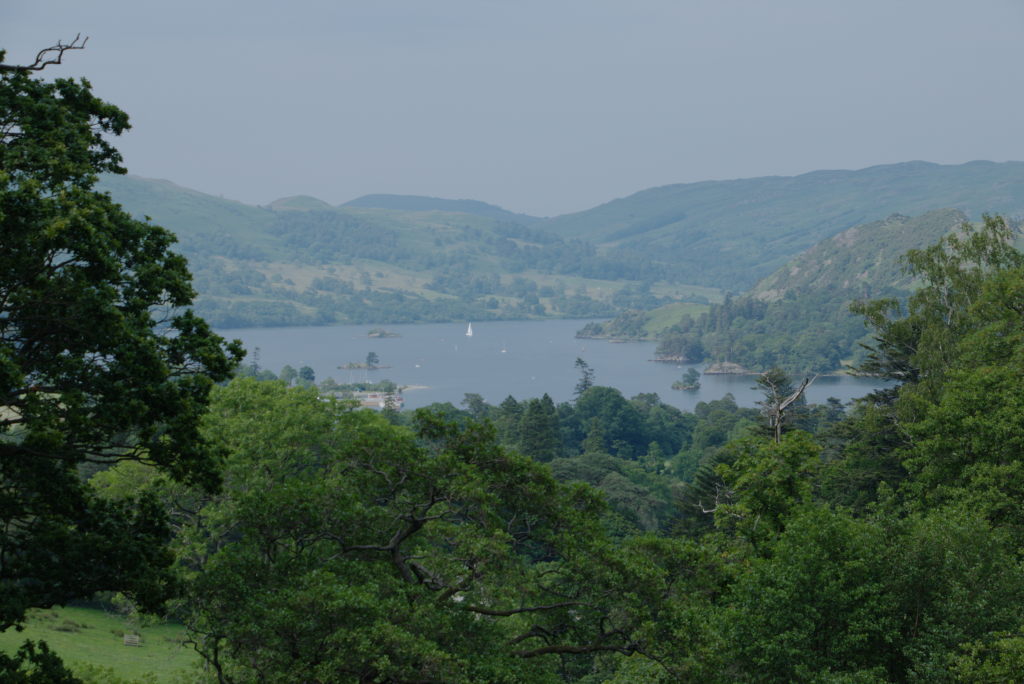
[96,161,1024,331]
[538,160,1024,290]
[97,174,690,328]
[343,194,542,225]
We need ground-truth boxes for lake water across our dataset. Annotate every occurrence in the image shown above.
[219,319,887,412]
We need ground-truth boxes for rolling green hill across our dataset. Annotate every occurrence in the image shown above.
[538,161,1024,290]
[97,175,696,328]
[343,193,541,224]
[97,162,1024,329]
[268,195,335,211]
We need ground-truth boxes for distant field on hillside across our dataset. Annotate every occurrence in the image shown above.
[99,162,1024,327]
[0,606,200,683]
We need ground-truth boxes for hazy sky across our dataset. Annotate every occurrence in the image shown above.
[4,1,1024,216]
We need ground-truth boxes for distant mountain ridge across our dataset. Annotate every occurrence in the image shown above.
[268,195,335,211]
[538,160,1024,289]
[343,194,540,224]
[96,174,676,328]
[96,162,1024,329]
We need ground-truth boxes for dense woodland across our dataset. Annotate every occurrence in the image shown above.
[586,210,1016,375]
[6,46,1024,684]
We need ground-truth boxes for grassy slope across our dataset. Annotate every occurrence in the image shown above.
[644,302,710,335]
[0,606,200,683]
[538,161,1024,289]
[97,174,277,248]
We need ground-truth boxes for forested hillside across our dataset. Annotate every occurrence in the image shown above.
[99,175,699,328]
[99,161,1024,328]
[677,209,978,372]
[540,160,1024,289]
[589,209,1004,373]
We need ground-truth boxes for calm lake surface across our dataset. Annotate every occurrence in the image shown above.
[220,319,887,412]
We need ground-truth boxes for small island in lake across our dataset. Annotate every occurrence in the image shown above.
[341,352,391,370]
[671,367,701,391]
[367,328,400,338]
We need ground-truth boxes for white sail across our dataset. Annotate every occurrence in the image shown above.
[466,322,473,337]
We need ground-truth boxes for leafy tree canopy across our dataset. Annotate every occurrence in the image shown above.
[177,380,683,682]
[0,51,241,630]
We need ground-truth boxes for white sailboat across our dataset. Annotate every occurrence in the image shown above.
[466,322,473,337]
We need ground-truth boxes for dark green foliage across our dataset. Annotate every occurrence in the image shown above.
[573,387,646,459]
[274,209,406,265]
[0,57,240,631]
[577,310,651,341]
[708,217,1024,682]
[0,640,81,683]
[674,395,760,479]
[714,433,821,546]
[722,506,1024,683]
[573,357,595,396]
[179,381,667,682]
[518,394,562,461]
[671,368,701,390]
[655,329,704,362]
[694,286,869,372]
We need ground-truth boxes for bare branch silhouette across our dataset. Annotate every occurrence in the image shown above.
[0,34,89,73]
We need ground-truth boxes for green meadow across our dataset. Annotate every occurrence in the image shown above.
[0,606,201,683]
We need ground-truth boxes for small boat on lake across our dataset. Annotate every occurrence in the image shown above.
[466,322,474,337]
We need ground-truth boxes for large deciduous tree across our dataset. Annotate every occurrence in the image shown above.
[0,46,241,630]
[178,380,676,683]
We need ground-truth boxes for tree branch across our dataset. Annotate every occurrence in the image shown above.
[0,35,89,73]
[463,600,584,617]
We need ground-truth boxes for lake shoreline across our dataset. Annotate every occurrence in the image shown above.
[220,320,889,412]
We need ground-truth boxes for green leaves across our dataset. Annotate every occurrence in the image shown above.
[0,61,240,629]
[714,432,821,546]
[180,381,658,681]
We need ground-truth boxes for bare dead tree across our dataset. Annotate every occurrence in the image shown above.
[0,34,88,73]
[759,372,816,443]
